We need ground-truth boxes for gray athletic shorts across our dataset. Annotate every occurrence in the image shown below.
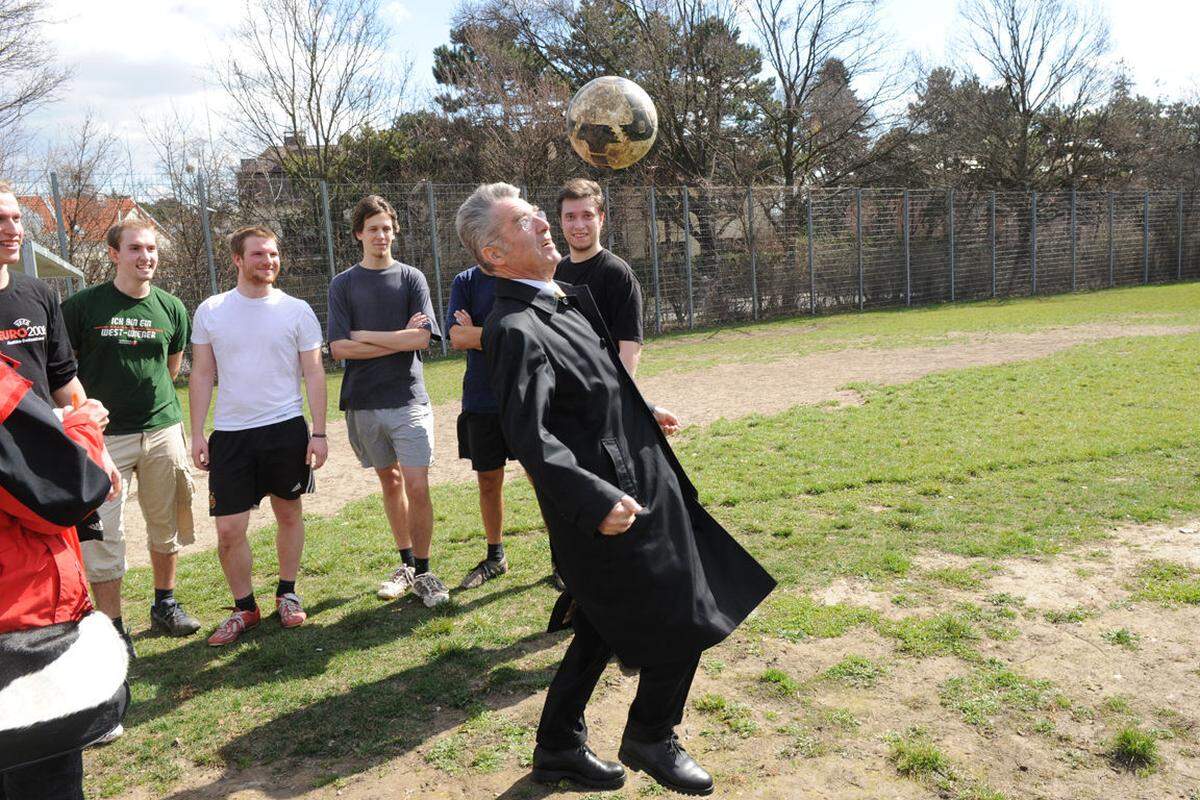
[345,404,435,469]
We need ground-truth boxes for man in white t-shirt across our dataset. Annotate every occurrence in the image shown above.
[188,225,328,646]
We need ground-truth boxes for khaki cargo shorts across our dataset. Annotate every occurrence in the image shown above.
[81,421,195,583]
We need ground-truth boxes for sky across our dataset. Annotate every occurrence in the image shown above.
[18,0,1200,179]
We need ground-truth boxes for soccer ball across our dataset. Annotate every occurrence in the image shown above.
[565,76,658,170]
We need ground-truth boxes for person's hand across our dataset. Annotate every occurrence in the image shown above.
[100,445,122,502]
[406,312,430,329]
[652,406,681,436]
[66,398,110,431]
[453,309,474,327]
[191,434,210,471]
[599,495,642,535]
[307,435,328,469]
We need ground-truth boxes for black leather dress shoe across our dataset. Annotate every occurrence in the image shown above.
[531,743,626,789]
[618,734,714,796]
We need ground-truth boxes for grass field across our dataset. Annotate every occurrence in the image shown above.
[102,284,1200,798]
[177,282,1200,426]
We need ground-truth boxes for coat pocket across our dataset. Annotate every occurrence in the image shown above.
[601,437,639,499]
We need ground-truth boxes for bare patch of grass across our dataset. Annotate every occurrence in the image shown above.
[1131,560,1200,605]
[822,654,887,688]
[939,661,1056,734]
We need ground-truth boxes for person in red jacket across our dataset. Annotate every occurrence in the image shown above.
[0,352,127,800]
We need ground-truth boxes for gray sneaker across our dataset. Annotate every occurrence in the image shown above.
[150,599,201,636]
[378,564,416,600]
[460,556,509,589]
[412,572,451,608]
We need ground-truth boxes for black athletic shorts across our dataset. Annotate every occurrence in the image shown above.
[457,411,513,473]
[207,416,314,517]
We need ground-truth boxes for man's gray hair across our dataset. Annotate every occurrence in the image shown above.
[456,182,520,274]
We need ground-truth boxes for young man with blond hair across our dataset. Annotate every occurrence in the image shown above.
[327,194,448,607]
[189,226,327,646]
[62,219,200,647]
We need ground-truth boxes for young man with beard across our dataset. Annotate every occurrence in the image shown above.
[327,195,447,607]
[555,179,643,376]
[61,220,200,649]
[456,183,774,797]
[189,227,328,646]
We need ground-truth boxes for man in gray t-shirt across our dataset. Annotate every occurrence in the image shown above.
[327,195,448,608]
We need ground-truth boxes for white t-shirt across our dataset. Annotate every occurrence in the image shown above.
[192,288,323,431]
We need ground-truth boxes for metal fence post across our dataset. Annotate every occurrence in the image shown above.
[948,188,955,302]
[747,186,758,320]
[1143,191,1150,284]
[605,184,614,253]
[989,192,996,298]
[806,190,816,315]
[1178,189,1184,281]
[196,172,217,296]
[1069,187,1077,292]
[855,188,864,310]
[648,186,661,335]
[49,171,74,291]
[1031,191,1038,294]
[904,190,911,306]
[1108,192,1115,287]
[319,181,336,280]
[424,182,448,356]
[682,187,694,329]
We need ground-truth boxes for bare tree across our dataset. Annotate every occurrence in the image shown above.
[218,0,410,191]
[745,0,906,187]
[957,0,1110,189]
[143,109,237,308]
[0,0,71,151]
[46,113,122,283]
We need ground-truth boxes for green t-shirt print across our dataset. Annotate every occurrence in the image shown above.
[60,282,189,435]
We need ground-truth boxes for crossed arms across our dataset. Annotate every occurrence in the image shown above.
[328,313,431,360]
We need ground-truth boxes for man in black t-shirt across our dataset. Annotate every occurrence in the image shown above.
[0,184,85,406]
[555,179,644,376]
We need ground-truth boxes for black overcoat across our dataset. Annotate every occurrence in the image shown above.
[483,278,776,666]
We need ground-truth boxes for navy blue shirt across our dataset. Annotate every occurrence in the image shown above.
[446,266,499,414]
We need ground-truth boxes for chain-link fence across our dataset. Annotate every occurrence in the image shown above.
[14,172,1200,370]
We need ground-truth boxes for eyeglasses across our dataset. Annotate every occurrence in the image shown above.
[518,208,548,232]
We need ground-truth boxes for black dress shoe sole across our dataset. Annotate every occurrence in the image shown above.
[531,767,625,789]
[618,747,714,797]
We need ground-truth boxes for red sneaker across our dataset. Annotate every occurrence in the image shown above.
[276,592,307,628]
[207,607,261,646]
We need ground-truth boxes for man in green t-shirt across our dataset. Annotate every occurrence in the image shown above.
[61,219,201,645]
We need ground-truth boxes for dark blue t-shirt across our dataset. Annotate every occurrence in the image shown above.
[446,266,498,414]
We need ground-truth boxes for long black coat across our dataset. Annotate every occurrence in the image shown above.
[483,278,775,666]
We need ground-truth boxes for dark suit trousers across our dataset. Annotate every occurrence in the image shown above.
[537,606,702,750]
[0,750,84,800]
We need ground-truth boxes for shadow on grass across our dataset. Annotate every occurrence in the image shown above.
[127,579,552,725]
[158,627,562,799]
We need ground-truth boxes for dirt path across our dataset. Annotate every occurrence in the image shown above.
[120,322,1196,568]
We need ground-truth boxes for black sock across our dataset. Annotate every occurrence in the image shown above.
[234,594,258,613]
[399,547,415,568]
[111,616,124,634]
[276,579,296,598]
[154,588,174,606]
[414,557,430,576]
[488,543,505,562]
